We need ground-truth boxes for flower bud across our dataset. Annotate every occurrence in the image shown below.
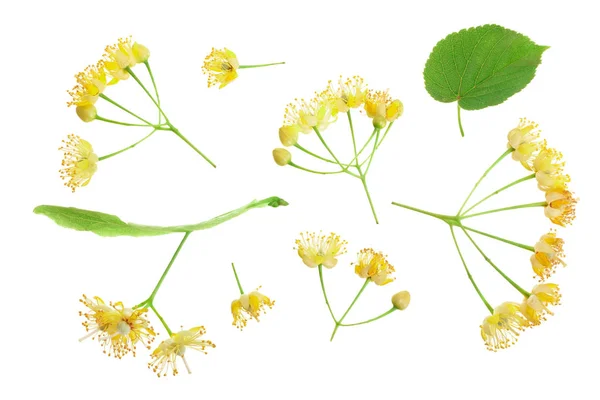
[279,125,299,147]
[132,43,150,63]
[391,291,410,310]
[373,115,387,129]
[273,148,291,166]
[76,105,97,122]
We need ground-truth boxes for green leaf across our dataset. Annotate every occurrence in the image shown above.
[423,24,548,135]
[34,196,288,237]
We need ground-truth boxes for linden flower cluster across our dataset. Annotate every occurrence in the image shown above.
[274,76,404,224]
[295,232,410,341]
[61,36,217,193]
[392,118,576,351]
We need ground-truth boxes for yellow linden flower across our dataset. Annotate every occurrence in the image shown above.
[79,295,155,358]
[148,327,215,377]
[545,189,577,226]
[353,248,395,286]
[533,146,570,191]
[507,118,542,169]
[284,92,337,134]
[480,302,528,351]
[59,134,98,192]
[295,232,347,268]
[530,231,566,281]
[103,37,140,84]
[67,62,108,107]
[364,89,403,129]
[231,289,275,330]
[520,283,561,326]
[202,48,240,89]
[327,76,368,113]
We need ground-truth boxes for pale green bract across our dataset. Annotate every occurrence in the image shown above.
[33,196,288,237]
[424,24,548,121]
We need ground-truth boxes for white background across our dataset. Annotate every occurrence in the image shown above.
[1,0,598,398]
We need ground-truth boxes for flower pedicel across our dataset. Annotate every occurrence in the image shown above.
[392,119,576,351]
[273,76,403,224]
[294,232,410,341]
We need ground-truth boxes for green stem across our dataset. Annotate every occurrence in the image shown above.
[348,111,359,158]
[150,304,172,336]
[289,162,344,175]
[461,173,536,216]
[356,128,378,167]
[461,228,531,297]
[125,67,166,120]
[375,122,394,150]
[449,226,493,313]
[330,279,370,341]
[339,307,396,327]
[360,176,379,224]
[169,126,217,168]
[318,265,337,323]
[98,129,157,161]
[461,202,547,220]
[294,144,339,165]
[391,202,456,222]
[148,232,190,302]
[95,115,160,128]
[456,148,514,215]
[238,62,285,69]
[363,129,380,176]
[313,127,359,178]
[99,93,153,126]
[231,263,244,295]
[144,61,162,125]
[461,225,535,252]
[457,103,465,137]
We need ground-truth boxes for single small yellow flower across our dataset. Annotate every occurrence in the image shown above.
[544,189,577,226]
[59,134,98,192]
[295,232,347,268]
[273,148,292,166]
[79,295,155,358]
[533,146,570,191]
[67,62,108,107]
[148,326,215,377]
[279,125,300,147]
[103,37,139,83]
[480,302,528,351]
[284,93,337,133]
[353,248,395,286]
[507,118,542,169]
[391,291,411,310]
[202,48,240,89]
[364,89,403,129]
[520,283,561,326]
[327,76,368,113]
[530,232,566,281]
[231,289,275,330]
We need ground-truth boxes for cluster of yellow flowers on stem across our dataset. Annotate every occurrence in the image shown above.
[61,37,217,193]
[202,47,285,89]
[294,232,410,341]
[78,232,275,377]
[273,76,404,224]
[391,118,576,351]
